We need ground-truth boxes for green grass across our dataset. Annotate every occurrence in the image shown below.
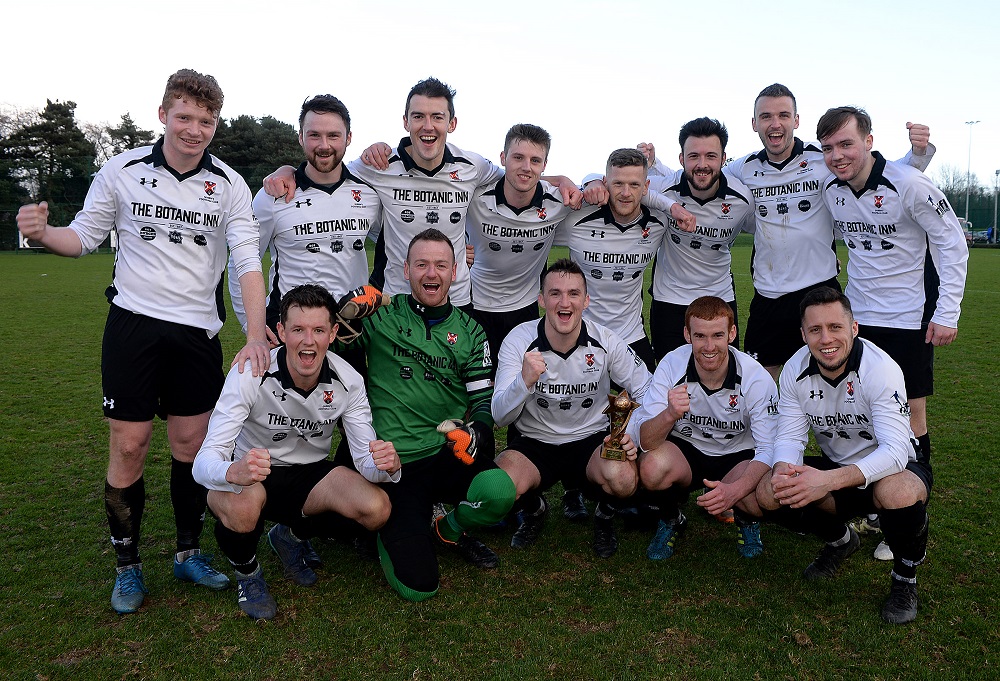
[0,243,997,680]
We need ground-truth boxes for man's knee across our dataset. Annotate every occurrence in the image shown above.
[466,468,516,524]
[208,489,264,533]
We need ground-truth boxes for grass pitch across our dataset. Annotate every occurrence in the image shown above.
[0,243,996,680]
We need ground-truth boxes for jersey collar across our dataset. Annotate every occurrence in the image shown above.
[684,347,740,392]
[752,138,808,170]
[406,294,453,322]
[151,136,220,181]
[675,172,732,206]
[489,177,547,214]
[294,161,362,195]
[273,346,336,397]
[799,335,865,387]
[396,137,457,177]
[594,203,661,233]
[828,151,892,198]
[533,317,599,359]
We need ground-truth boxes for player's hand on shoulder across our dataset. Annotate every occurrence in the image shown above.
[361,142,392,170]
[232,339,272,376]
[582,179,610,207]
[263,165,297,203]
[906,122,930,155]
[227,447,271,486]
[670,203,697,232]
[370,440,401,474]
[521,350,547,389]
[16,201,49,240]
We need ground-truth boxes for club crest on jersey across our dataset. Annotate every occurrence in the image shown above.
[447,332,458,345]
[323,390,334,404]
[585,353,595,367]
[642,225,650,238]
[204,181,216,196]
[721,203,731,215]
[799,160,808,168]
[874,196,884,208]
[845,380,856,404]
[729,394,739,408]
[351,190,362,202]
[449,171,460,181]
[537,207,547,220]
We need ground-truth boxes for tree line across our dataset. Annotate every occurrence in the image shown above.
[2,100,997,250]
[0,100,302,250]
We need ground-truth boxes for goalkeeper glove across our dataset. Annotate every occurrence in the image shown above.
[335,285,389,343]
[436,419,489,465]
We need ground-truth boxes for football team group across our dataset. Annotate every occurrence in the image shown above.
[17,68,966,625]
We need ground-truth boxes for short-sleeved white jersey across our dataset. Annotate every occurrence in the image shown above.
[630,345,778,464]
[467,178,571,312]
[646,170,754,304]
[350,138,504,306]
[68,138,260,336]
[556,204,667,343]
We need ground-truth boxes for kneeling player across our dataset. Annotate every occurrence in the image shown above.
[492,259,651,552]
[756,287,931,624]
[193,285,400,619]
[628,297,778,560]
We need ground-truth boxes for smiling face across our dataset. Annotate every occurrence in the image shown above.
[276,304,337,391]
[158,97,218,173]
[752,95,799,163]
[540,270,589,344]
[680,135,724,197]
[820,117,875,193]
[801,301,859,380]
[404,237,456,307]
[403,95,457,170]
[684,315,736,376]
[501,138,547,199]
[605,164,649,224]
[300,110,351,181]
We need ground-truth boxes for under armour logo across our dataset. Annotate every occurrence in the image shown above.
[139,178,157,187]
[591,230,605,238]
[103,397,115,409]
[836,197,845,205]
[272,391,287,401]
[809,390,824,400]
[295,199,312,208]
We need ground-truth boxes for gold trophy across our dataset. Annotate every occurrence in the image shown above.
[600,390,640,461]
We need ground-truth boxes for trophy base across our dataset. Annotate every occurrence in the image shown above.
[600,446,627,462]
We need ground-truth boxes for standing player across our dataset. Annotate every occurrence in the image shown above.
[756,287,932,624]
[557,149,668,371]
[817,105,966,490]
[644,118,755,356]
[193,285,400,619]
[466,123,572,374]
[492,259,651,551]
[264,78,581,309]
[643,85,934,381]
[351,228,516,602]
[230,94,380,336]
[629,297,777,560]
[16,69,270,613]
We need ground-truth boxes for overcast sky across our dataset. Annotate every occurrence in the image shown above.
[5,0,999,200]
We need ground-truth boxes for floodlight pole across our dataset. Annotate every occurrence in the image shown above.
[964,120,979,226]
[994,169,999,244]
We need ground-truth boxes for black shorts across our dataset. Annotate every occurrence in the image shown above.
[470,303,540,378]
[666,435,755,490]
[649,299,739,360]
[744,277,841,367]
[101,304,224,421]
[379,447,501,545]
[260,459,341,526]
[808,451,932,520]
[505,430,607,493]
[857,324,934,399]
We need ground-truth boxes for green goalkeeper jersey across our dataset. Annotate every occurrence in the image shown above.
[358,294,494,464]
